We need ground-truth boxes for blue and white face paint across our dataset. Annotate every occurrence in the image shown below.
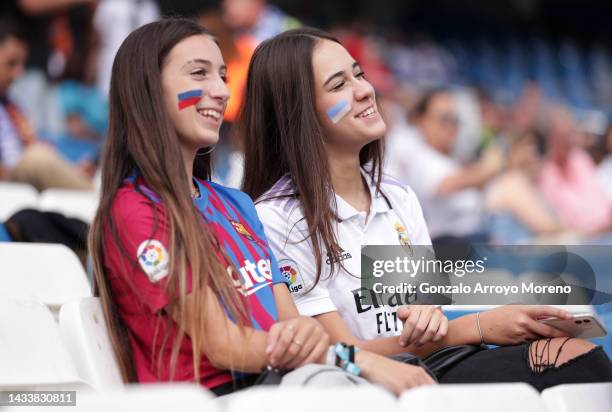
[327,99,352,124]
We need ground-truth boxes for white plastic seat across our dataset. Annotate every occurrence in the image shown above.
[5,384,216,412]
[59,298,123,390]
[399,383,545,412]
[0,243,91,311]
[38,189,99,223]
[0,182,38,220]
[0,296,84,390]
[225,386,398,412]
[541,383,612,412]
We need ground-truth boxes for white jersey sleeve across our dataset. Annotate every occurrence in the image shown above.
[256,201,337,317]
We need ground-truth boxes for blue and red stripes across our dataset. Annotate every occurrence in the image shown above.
[178,89,203,110]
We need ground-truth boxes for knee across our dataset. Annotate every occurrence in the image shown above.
[554,338,596,365]
[20,143,57,167]
[528,337,597,372]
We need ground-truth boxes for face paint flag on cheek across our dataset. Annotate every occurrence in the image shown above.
[327,99,351,124]
[178,89,203,110]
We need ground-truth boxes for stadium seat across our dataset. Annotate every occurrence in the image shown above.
[399,383,545,412]
[59,298,123,390]
[0,243,91,311]
[0,182,38,221]
[224,386,398,412]
[0,296,85,390]
[541,383,612,412]
[38,189,99,223]
[4,384,216,412]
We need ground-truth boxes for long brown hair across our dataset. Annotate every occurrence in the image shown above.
[89,18,247,383]
[241,27,384,287]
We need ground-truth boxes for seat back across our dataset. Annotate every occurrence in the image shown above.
[39,189,99,223]
[0,182,38,220]
[399,383,545,412]
[541,383,612,412]
[0,296,84,390]
[59,298,123,390]
[0,243,91,310]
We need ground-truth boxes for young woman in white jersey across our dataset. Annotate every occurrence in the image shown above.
[241,27,612,390]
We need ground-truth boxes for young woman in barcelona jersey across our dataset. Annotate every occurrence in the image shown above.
[241,27,612,390]
[88,18,437,397]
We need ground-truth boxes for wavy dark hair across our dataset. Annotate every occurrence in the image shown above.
[89,18,247,382]
[241,27,384,286]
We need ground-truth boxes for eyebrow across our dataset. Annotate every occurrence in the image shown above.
[181,59,227,72]
[323,61,360,87]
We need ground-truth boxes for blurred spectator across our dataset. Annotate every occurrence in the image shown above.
[0,18,92,191]
[222,0,300,45]
[539,106,612,236]
[485,131,564,243]
[93,0,158,95]
[46,7,107,174]
[198,5,252,188]
[598,125,612,202]
[475,88,506,154]
[386,88,501,244]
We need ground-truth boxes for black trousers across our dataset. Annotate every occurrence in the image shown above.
[439,344,612,392]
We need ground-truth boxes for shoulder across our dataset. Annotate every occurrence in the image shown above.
[110,184,165,227]
[203,180,263,224]
[377,173,426,218]
[206,180,254,207]
[379,174,420,203]
[254,176,303,223]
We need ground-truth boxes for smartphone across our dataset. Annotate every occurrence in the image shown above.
[540,313,608,339]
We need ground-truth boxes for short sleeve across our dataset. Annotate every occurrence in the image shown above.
[106,189,181,312]
[256,202,337,317]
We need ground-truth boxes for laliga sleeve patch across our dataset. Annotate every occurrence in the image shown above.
[279,258,305,295]
[137,239,170,282]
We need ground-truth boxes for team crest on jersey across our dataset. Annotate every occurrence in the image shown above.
[279,259,305,295]
[230,220,254,241]
[394,222,413,256]
[137,239,170,282]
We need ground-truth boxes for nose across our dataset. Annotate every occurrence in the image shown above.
[354,77,374,103]
[208,76,230,104]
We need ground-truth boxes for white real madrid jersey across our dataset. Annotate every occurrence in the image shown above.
[256,172,432,341]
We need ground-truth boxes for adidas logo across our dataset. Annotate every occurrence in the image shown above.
[326,249,352,265]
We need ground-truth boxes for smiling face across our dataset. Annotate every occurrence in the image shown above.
[161,34,230,156]
[312,40,386,153]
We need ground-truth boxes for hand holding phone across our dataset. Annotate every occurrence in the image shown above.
[540,313,607,339]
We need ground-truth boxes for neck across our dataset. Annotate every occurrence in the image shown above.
[181,145,195,188]
[327,146,370,213]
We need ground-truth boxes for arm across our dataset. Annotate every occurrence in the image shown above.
[437,148,505,196]
[315,310,481,358]
[169,287,269,373]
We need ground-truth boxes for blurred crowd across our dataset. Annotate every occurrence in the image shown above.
[1,0,611,245]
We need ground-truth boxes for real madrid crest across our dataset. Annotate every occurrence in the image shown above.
[394,222,413,256]
[230,220,254,241]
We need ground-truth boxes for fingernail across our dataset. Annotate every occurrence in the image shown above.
[266,345,273,354]
[399,339,406,346]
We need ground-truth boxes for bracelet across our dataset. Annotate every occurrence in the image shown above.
[333,342,361,376]
[476,312,487,348]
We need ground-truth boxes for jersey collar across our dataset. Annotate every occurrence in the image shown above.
[334,169,391,222]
